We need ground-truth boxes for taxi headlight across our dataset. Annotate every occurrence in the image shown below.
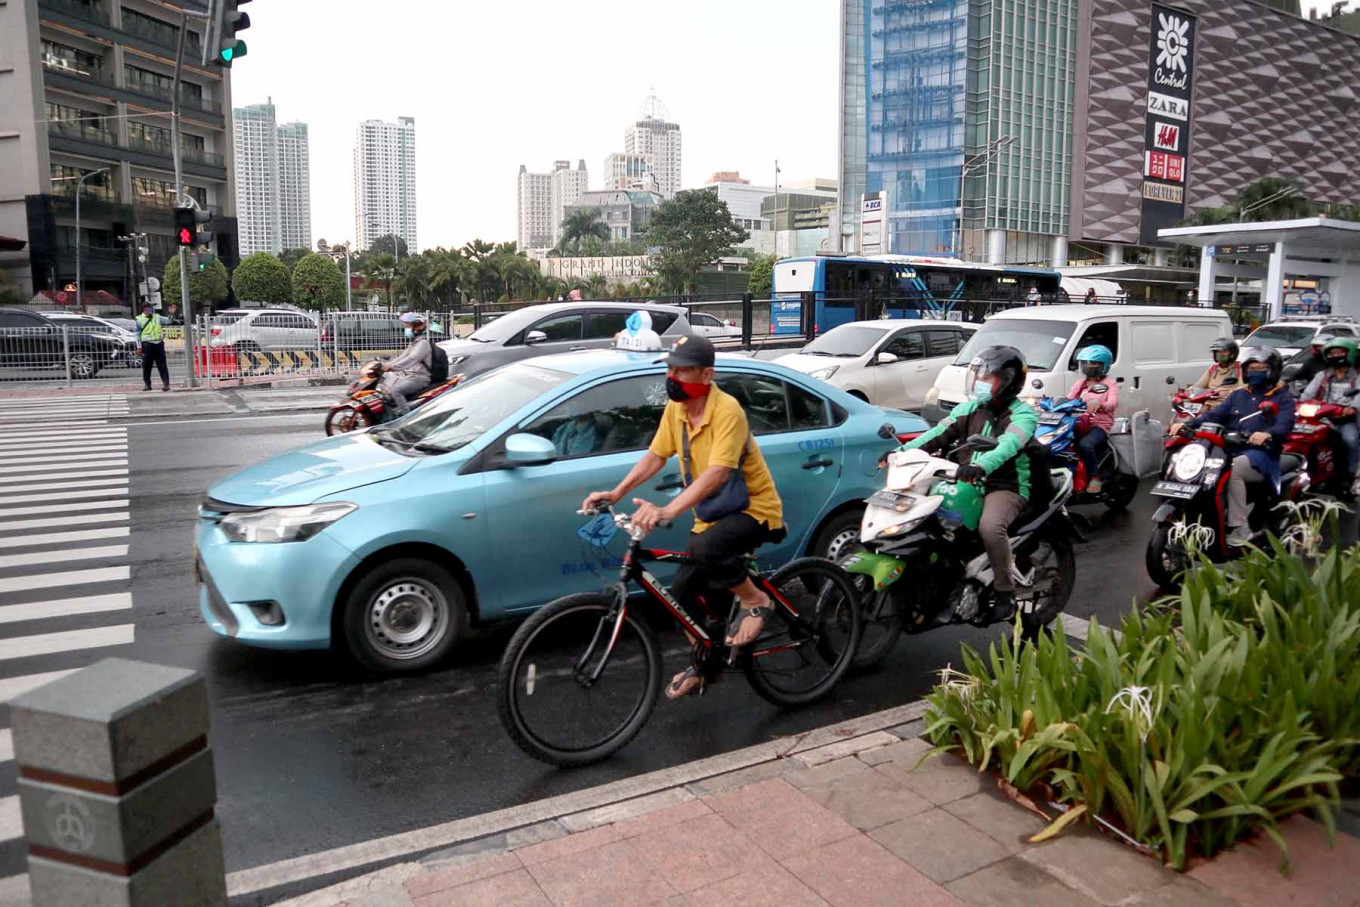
[809,366,839,381]
[1172,445,1207,483]
[220,502,356,543]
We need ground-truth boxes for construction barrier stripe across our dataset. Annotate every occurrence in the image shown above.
[224,348,404,375]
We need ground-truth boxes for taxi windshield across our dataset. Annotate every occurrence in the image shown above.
[374,363,569,452]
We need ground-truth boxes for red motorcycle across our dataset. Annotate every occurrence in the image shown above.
[1162,386,1231,467]
[324,360,464,436]
[1285,388,1360,498]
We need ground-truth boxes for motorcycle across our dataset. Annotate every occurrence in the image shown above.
[323,360,464,436]
[1162,382,1237,469]
[1145,410,1305,591]
[1034,392,1140,511]
[1286,386,1360,498]
[839,427,1082,669]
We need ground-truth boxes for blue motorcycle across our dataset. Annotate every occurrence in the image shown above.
[1035,393,1140,511]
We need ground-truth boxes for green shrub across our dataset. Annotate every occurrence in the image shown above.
[924,540,1359,870]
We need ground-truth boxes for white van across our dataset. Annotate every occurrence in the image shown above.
[921,305,1236,426]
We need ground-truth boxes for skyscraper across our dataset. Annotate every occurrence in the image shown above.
[517,160,588,250]
[233,102,280,256]
[354,117,417,252]
[233,101,312,255]
[276,122,311,252]
[624,93,681,198]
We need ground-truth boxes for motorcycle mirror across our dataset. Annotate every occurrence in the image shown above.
[877,423,897,440]
[1091,384,1109,394]
[1259,401,1279,416]
[1222,377,1239,386]
[1345,387,1360,399]
[966,433,999,451]
[1165,375,1176,385]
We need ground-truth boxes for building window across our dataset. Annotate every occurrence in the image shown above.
[50,164,116,202]
[41,40,102,78]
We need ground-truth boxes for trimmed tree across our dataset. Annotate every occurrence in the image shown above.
[161,257,229,310]
[291,253,345,310]
[747,254,777,298]
[643,190,749,294]
[233,251,293,305]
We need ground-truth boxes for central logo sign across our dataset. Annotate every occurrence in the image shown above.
[1156,12,1190,73]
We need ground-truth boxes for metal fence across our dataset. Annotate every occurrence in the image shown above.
[0,325,143,386]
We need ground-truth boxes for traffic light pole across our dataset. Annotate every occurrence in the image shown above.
[171,9,203,388]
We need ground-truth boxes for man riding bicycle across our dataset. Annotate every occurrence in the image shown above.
[582,334,785,700]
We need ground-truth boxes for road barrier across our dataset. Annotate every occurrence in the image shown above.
[11,658,227,905]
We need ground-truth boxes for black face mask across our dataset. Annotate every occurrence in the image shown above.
[1326,357,1349,369]
[665,377,690,402]
[1081,364,1104,379]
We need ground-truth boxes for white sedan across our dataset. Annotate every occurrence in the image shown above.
[687,311,742,339]
[776,319,978,410]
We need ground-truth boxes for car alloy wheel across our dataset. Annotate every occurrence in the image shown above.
[69,352,98,379]
[364,579,449,662]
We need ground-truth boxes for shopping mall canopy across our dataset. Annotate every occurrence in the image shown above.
[1158,218,1360,320]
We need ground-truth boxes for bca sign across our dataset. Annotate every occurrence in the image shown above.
[859,191,889,255]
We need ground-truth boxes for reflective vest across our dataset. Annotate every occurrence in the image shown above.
[136,314,165,343]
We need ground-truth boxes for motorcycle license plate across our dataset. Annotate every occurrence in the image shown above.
[868,489,915,512]
[1152,481,1199,499]
[1181,402,1203,415]
[1038,412,1064,425]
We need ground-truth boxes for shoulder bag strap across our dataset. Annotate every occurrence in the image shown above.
[680,422,750,489]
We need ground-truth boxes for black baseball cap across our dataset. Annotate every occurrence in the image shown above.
[655,333,716,368]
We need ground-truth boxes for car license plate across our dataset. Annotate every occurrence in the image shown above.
[1038,412,1064,425]
[868,489,915,512]
[1152,481,1199,499]
[1181,402,1202,414]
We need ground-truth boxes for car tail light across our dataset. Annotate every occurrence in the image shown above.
[726,320,737,326]
[896,431,922,444]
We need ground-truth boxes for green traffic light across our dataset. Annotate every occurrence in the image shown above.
[220,40,247,63]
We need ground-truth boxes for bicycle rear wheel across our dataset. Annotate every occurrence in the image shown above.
[498,593,662,767]
[745,558,861,708]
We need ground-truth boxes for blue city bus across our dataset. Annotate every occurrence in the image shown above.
[770,254,1062,335]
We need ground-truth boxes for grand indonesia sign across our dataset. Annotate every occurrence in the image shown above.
[541,255,652,281]
[1140,3,1196,246]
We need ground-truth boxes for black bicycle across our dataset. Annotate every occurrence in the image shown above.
[497,505,862,766]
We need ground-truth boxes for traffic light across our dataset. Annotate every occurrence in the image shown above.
[174,207,213,248]
[197,252,217,271]
[208,0,251,68]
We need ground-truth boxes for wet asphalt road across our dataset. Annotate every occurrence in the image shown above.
[105,408,1351,876]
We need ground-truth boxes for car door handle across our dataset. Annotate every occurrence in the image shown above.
[655,480,685,491]
[802,457,834,469]
[570,346,587,351]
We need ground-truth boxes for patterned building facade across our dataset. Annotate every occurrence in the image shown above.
[1073,0,1360,245]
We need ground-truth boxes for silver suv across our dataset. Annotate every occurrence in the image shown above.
[208,308,318,352]
[436,302,690,379]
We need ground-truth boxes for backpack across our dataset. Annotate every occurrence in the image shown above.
[428,342,449,385]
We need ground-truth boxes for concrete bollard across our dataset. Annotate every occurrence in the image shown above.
[10,658,227,906]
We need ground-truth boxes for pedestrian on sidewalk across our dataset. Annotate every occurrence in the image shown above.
[136,301,171,392]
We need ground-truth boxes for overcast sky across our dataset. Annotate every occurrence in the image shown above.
[229,0,839,252]
[230,0,1347,253]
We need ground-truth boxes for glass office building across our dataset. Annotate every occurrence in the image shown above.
[839,0,1079,263]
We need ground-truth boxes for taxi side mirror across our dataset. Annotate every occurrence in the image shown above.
[501,433,556,467]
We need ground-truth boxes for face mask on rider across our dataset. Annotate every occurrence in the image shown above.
[1081,364,1103,379]
[971,380,993,403]
[404,327,414,340]
[1244,369,1270,390]
[1215,352,1234,366]
[665,377,711,402]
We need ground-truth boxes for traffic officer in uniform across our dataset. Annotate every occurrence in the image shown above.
[136,301,171,391]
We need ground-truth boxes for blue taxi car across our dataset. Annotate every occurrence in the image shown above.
[196,350,927,673]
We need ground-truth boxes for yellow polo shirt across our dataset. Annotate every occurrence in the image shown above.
[648,383,783,533]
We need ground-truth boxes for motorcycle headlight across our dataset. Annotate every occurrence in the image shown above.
[1038,434,1056,446]
[809,366,839,381]
[1172,445,1207,483]
[1297,403,1320,418]
[219,502,356,544]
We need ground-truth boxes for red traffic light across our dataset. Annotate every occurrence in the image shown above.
[177,227,194,246]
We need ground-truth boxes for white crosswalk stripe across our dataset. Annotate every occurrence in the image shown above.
[0,400,139,850]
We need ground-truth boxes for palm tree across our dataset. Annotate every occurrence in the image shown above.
[462,239,496,263]
[558,209,610,253]
[429,250,467,309]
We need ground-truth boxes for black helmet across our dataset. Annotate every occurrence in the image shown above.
[966,345,1027,405]
[1238,346,1283,385]
[1209,337,1238,364]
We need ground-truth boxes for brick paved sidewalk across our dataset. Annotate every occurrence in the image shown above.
[275,735,1360,907]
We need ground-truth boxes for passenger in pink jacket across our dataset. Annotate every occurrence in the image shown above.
[1068,345,1119,493]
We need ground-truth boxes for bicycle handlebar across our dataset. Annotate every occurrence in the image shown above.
[578,503,673,539]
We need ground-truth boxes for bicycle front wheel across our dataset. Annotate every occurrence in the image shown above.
[497,593,662,767]
[745,558,862,708]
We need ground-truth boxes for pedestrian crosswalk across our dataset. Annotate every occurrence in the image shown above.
[0,394,135,872]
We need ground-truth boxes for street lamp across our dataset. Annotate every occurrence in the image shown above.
[326,247,353,311]
[955,136,1013,259]
[53,167,111,309]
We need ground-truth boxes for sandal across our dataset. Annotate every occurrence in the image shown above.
[665,666,705,700]
[725,603,769,648]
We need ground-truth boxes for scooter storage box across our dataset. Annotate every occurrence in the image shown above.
[1110,410,1164,478]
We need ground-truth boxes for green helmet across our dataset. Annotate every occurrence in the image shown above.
[1322,336,1358,368]
[932,477,984,531]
